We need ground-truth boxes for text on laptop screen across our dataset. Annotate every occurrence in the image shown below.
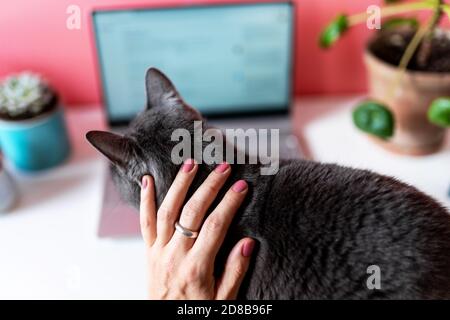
[93,3,293,121]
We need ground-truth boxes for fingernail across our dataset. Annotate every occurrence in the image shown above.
[182,159,195,173]
[215,162,229,173]
[142,176,148,189]
[232,180,247,193]
[242,241,254,257]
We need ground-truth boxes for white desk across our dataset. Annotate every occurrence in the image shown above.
[0,97,448,299]
[0,109,147,299]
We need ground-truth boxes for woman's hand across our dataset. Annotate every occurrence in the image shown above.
[140,160,255,300]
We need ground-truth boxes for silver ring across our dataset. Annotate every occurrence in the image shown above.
[174,221,199,239]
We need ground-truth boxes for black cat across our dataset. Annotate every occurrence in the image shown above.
[87,68,450,299]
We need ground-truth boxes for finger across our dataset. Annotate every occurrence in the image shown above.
[216,238,255,300]
[157,159,197,245]
[140,175,157,247]
[192,180,248,259]
[174,162,231,245]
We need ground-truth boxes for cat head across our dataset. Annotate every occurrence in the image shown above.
[86,68,204,208]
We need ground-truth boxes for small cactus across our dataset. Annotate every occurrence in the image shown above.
[0,72,55,120]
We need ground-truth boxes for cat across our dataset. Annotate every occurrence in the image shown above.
[87,68,450,299]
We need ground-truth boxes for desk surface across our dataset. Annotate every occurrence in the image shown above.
[0,96,448,299]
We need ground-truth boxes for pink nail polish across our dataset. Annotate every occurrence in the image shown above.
[232,180,247,193]
[242,241,254,257]
[215,162,229,173]
[142,176,148,189]
[182,159,195,173]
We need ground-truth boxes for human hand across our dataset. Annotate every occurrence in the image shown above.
[140,160,255,300]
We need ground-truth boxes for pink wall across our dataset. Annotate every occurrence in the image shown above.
[0,0,380,107]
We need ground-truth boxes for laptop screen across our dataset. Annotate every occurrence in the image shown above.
[92,2,293,123]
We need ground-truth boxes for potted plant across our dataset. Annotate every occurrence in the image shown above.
[320,0,450,155]
[0,72,71,171]
[0,153,17,212]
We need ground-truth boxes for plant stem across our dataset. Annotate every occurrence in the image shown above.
[348,0,436,26]
[386,14,437,101]
[417,0,443,67]
[442,4,450,20]
[397,23,431,72]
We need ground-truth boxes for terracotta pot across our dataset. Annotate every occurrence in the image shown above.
[364,50,450,155]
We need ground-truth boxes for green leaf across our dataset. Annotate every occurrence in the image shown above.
[382,17,419,30]
[384,0,403,3]
[428,98,450,127]
[352,101,395,139]
[319,14,349,49]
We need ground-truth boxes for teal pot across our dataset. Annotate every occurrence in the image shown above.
[0,107,71,171]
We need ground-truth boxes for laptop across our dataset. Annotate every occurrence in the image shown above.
[91,1,302,238]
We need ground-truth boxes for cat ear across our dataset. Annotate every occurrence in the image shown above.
[86,131,136,168]
[145,67,184,109]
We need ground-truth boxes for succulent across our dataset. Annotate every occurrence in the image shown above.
[0,72,54,119]
[320,0,450,138]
